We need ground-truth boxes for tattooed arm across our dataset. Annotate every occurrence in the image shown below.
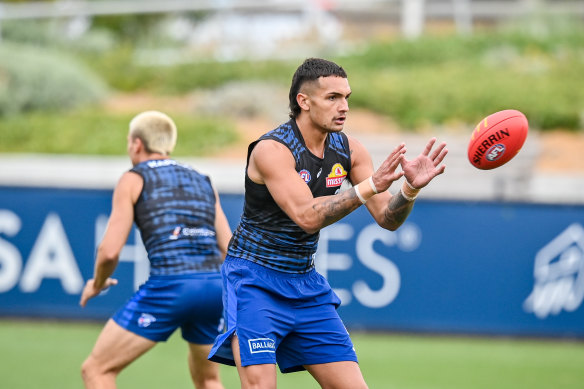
[247,139,404,234]
[381,189,417,230]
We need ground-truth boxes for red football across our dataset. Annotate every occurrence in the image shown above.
[467,109,529,170]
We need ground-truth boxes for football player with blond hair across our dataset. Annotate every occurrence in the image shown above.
[80,111,231,389]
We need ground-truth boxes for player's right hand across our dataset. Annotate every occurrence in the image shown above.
[79,278,118,308]
[372,143,406,192]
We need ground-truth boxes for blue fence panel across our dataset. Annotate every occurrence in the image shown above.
[319,200,584,338]
[0,186,583,337]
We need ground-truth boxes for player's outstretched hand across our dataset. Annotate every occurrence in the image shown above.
[79,278,118,308]
[401,138,448,189]
[371,143,406,192]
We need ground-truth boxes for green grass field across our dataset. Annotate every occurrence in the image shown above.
[1,320,583,388]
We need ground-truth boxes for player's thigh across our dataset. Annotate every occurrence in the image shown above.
[87,319,156,372]
[305,361,368,389]
[187,343,219,375]
[232,334,277,389]
[188,343,213,365]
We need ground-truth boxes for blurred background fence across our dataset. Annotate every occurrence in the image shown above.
[1,1,584,46]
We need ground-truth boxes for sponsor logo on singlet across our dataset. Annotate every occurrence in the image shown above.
[326,163,348,188]
[169,226,182,240]
[168,226,215,240]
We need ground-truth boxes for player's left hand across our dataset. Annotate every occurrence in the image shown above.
[79,278,118,308]
[401,137,448,189]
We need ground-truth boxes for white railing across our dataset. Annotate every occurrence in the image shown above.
[0,0,581,40]
[0,0,581,20]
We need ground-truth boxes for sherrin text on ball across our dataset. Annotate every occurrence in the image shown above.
[467,109,529,170]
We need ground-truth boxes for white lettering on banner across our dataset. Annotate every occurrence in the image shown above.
[316,224,354,304]
[523,223,584,319]
[0,210,23,292]
[95,215,149,290]
[396,223,422,252]
[316,222,422,308]
[20,213,83,294]
[0,211,147,295]
[354,224,401,308]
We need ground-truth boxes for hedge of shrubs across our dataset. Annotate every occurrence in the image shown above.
[0,43,108,115]
[0,110,238,156]
[0,15,581,155]
[80,23,583,131]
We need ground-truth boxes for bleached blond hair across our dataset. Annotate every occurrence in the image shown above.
[129,111,177,155]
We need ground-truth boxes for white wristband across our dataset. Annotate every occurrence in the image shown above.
[405,180,418,191]
[400,186,418,201]
[355,184,367,204]
[368,176,378,194]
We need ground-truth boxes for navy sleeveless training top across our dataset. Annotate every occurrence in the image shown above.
[227,119,352,273]
[131,159,222,276]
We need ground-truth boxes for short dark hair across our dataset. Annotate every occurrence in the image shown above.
[288,58,347,119]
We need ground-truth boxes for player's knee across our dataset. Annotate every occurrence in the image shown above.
[80,357,96,382]
[239,370,276,389]
[190,367,222,389]
[81,356,117,383]
[193,376,223,389]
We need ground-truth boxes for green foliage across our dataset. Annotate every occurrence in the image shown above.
[339,28,584,130]
[0,43,108,115]
[0,110,238,156]
[347,54,583,130]
[0,20,57,46]
[77,25,584,132]
[1,15,583,140]
[90,13,162,41]
[0,18,118,54]
[84,47,295,93]
[152,60,295,94]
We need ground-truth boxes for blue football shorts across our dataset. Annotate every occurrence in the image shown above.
[112,273,223,344]
[208,255,357,373]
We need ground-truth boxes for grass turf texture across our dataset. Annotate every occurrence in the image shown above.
[1,320,583,388]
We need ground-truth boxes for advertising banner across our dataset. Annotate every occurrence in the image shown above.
[1,186,582,337]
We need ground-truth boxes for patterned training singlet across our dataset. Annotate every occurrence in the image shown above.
[131,159,222,276]
[227,119,352,273]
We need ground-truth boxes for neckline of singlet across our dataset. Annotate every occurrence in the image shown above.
[290,119,329,162]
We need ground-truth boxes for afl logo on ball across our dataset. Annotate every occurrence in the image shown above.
[299,169,311,183]
[486,143,506,161]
